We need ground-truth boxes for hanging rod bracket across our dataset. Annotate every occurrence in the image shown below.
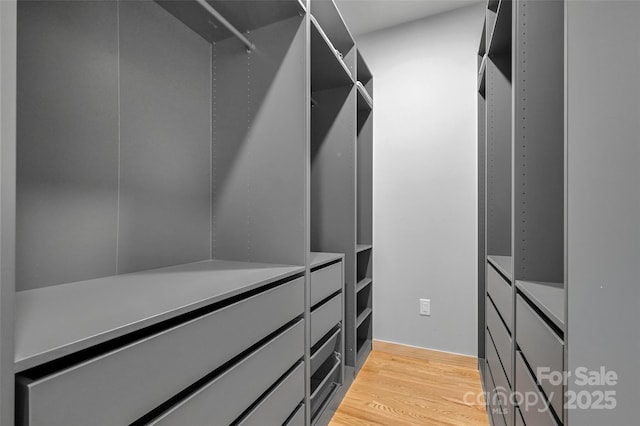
[195,0,256,51]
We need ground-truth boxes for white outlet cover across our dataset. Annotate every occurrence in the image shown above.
[420,299,431,316]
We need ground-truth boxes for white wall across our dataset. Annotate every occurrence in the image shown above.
[357,3,485,356]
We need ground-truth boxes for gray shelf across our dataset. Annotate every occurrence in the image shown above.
[516,280,565,332]
[356,82,373,111]
[15,260,304,371]
[311,17,354,92]
[309,252,344,270]
[478,54,487,93]
[356,278,372,294]
[487,255,513,282]
[157,0,305,44]
[356,308,372,328]
[356,244,372,254]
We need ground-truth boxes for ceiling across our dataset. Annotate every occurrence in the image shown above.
[335,0,482,36]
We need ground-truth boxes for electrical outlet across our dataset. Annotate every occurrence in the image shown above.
[419,299,431,316]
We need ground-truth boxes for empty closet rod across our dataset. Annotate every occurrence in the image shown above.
[195,0,256,51]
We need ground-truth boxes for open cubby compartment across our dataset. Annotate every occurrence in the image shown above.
[310,83,357,365]
[356,248,372,283]
[485,25,512,267]
[488,0,512,61]
[486,7,497,53]
[357,114,373,252]
[512,0,564,285]
[356,281,372,318]
[15,0,307,369]
[310,0,356,77]
[311,16,354,92]
[355,313,372,368]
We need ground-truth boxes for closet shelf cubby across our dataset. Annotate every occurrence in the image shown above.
[487,0,511,57]
[356,82,373,111]
[311,16,354,92]
[356,278,372,294]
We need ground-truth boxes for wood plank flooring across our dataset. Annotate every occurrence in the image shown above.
[330,341,489,426]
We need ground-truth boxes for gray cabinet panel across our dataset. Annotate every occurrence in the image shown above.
[310,261,342,307]
[487,329,513,426]
[487,264,512,329]
[310,329,340,376]
[151,320,304,425]
[285,404,305,426]
[516,295,563,418]
[118,0,211,274]
[311,293,342,347]
[18,278,303,426]
[237,362,304,426]
[515,352,559,426]
[515,408,525,426]
[486,362,506,426]
[486,297,512,381]
[16,0,119,290]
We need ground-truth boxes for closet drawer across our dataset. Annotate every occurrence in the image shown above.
[151,320,304,425]
[310,357,341,418]
[487,263,512,329]
[311,293,342,347]
[515,408,525,426]
[486,362,506,426]
[516,295,563,418]
[235,361,304,426]
[310,328,341,376]
[486,330,513,425]
[285,403,305,426]
[487,296,512,380]
[310,261,342,307]
[515,352,559,426]
[17,277,304,426]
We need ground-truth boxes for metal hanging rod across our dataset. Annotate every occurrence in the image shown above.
[195,0,256,51]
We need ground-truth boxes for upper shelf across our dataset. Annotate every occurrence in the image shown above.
[311,16,354,91]
[487,0,511,57]
[516,280,565,332]
[14,260,304,372]
[488,0,500,12]
[357,50,373,87]
[478,21,486,57]
[357,82,373,111]
[487,255,513,282]
[309,252,344,270]
[310,0,355,57]
[156,0,305,45]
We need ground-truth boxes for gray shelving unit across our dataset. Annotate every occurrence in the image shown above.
[474,1,640,425]
[0,0,373,424]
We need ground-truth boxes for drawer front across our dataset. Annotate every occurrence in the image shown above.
[311,293,342,347]
[486,362,506,426]
[151,320,304,425]
[487,296,512,380]
[311,328,340,376]
[20,277,304,426]
[516,295,563,418]
[487,263,512,329]
[285,403,305,426]
[236,361,304,426]
[515,408,525,426]
[515,352,559,426]
[310,358,340,418]
[310,261,342,307]
[486,330,513,426]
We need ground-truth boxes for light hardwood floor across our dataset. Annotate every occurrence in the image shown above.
[329,341,489,426]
